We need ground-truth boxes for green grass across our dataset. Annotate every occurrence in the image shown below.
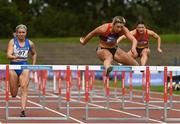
[0,50,8,64]
[1,34,179,43]
[94,79,180,95]
[160,34,180,43]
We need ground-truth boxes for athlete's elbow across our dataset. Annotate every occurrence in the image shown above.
[7,54,12,60]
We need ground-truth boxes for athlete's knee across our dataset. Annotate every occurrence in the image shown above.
[20,83,28,90]
[142,50,150,56]
[141,52,148,57]
[104,58,113,63]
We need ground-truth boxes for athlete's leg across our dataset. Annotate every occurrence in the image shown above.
[19,69,29,112]
[9,70,19,97]
[140,48,150,66]
[114,48,139,65]
[96,48,113,76]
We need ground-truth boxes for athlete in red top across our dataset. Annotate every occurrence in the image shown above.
[117,20,162,66]
[80,16,139,76]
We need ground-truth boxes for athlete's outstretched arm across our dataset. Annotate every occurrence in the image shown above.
[80,26,103,45]
[117,30,136,44]
[117,35,126,44]
[123,27,138,56]
[148,30,162,53]
[29,41,37,65]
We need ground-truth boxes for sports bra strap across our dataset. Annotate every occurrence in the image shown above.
[104,23,112,36]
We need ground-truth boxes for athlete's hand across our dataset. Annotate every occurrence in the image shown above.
[157,48,162,53]
[131,48,138,57]
[80,37,85,45]
[12,56,24,61]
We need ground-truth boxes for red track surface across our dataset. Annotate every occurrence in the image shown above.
[0,87,180,124]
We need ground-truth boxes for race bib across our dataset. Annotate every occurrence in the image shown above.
[16,50,29,58]
[138,40,148,45]
[13,45,29,58]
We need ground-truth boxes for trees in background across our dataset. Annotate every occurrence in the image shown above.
[0,0,179,37]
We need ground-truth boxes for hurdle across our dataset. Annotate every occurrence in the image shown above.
[88,70,131,105]
[4,64,70,120]
[3,64,180,121]
[85,66,149,121]
[121,66,172,110]
[163,66,180,122]
[57,65,109,110]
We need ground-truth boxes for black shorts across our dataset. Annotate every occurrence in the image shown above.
[136,47,148,57]
[96,46,118,57]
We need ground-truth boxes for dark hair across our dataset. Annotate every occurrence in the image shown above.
[112,16,126,25]
[136,19,145,26]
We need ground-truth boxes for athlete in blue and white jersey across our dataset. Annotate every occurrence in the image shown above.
[7,24,37,117]
[80,16,138,76]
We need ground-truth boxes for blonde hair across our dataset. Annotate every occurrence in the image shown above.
[112,16,126,25]
[16,24,27,31]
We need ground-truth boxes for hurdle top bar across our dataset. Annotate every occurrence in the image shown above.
[0,65,180,71]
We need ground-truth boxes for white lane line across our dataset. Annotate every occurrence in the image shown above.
[16,96,84,124]
[88,88,180,111]
[0,89,84,124]
[47,92,164,123]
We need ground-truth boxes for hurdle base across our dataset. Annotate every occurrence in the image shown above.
[0,106,43,109]
[86,117,148,121]
[122,106,171,110]
[163,118,180,122]
[7,116,68,120]
[58,106,105,110]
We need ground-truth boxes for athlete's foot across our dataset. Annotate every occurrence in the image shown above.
[12,95,17,98]
[20,110,26,117]
[106,66,113,76]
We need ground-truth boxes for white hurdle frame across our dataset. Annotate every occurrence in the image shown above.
[85,66,150,121]
[1,64,179,121]
[163,66,180,122]
[3,65,70,120]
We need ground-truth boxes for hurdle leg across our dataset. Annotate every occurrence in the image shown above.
[57,95,62,110]
[169,95,173,108]
[169,71,173,108]
[42,94,46,108]
[5,101,9,120]
[114,71,117,97]
[103,71,106,97]
[129,71,133,101]
[66,101,70,119]
[145,102,149,119]
[163,102,167,121]
[121,71,125,109]
[105,76,110,109]
[163,67,168,121]
[42,70,46,109]
[5,65,10,120]
[53,71,57,93]
[38,71,43,105]
[77,70,81,101]
[85,66,89,120]
[85,102,89,120]
[145,67,150,119]
[66,66,71,119]
[90,72,93,102]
